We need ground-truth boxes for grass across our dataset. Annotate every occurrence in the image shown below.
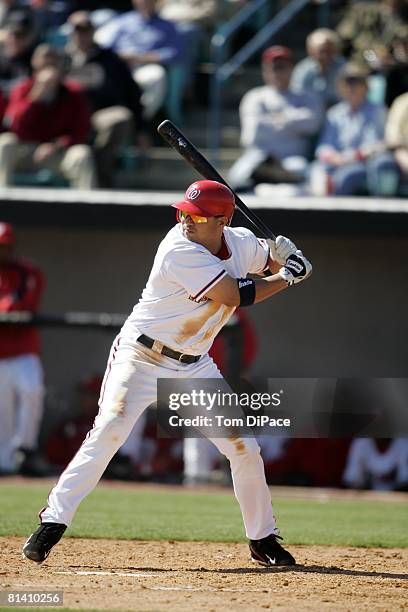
[0,481,406,548]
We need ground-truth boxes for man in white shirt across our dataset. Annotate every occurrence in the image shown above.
[23,180,312,568]
[228,45,322,191]
[95,0,184,119]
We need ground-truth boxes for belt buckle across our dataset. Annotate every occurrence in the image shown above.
[152,339,164,354]
[178,353,187,363]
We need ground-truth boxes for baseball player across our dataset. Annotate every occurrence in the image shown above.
[23,180,312,567]
[0,222,45,475]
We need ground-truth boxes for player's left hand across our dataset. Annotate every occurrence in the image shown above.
[278,250,312,286]
[268,236,298,266]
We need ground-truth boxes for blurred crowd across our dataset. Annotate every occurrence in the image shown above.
[230,0,408,197]
[1,220,408,491]
[0,0,248,188]
[0,0,404,194]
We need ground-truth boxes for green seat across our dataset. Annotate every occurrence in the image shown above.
[13,169,69,187]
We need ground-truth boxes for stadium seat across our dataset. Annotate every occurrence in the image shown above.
[13,169,69,187]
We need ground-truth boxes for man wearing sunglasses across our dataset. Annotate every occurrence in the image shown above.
[23,180,312,569]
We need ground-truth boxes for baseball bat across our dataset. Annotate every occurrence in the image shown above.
[157,119,276,241]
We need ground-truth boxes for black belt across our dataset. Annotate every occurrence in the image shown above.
[137,334,201,364]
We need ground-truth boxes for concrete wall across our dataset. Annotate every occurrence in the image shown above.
[15,226,408,400]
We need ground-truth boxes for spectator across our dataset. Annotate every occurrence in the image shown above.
[0,9,37,95]
[385,91,408,189]
[343,438,408,491]
[385,25,408,108]
[0,44,97,188]
[157,0,217,98]
[0,221,46,476]
[228,46,322,192]
[95,0,184,119]
[291,28,346,109]
[311,63,400,196]
[336,0,408,69]
[65,11,145,188]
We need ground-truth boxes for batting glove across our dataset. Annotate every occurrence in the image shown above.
[278,251,312,286]
[267,236,298,266]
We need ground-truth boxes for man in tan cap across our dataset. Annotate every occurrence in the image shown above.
[313,63,400,195]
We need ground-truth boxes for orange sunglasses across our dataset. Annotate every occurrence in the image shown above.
[177,210,208,224]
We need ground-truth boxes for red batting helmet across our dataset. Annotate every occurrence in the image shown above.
[172,180,235,221]
[0,222,15,245]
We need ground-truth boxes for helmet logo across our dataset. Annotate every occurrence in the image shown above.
[187,187,200,200]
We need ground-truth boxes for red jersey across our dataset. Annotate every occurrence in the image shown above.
[4,79,91,147]
[0,257,45,358]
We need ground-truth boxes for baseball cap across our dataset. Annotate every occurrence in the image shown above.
[172,180,235,219]
[262,46,293,64]
[0,222,15,245]
[338,63,369,83]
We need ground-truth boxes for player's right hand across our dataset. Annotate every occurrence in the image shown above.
[278,251,312,286]
[268,236,298,266]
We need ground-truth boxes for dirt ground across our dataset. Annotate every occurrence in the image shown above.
[1,537,407,611]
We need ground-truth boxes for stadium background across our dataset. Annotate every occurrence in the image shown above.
[0,1,407,609]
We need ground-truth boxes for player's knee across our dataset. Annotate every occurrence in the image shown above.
[228,442,264,481]
[92,412,132,447]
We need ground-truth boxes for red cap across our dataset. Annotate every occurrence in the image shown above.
[0,222,15,245]
[172,180,235,219]
[262,46,292,64]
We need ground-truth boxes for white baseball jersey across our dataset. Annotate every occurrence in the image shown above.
[121,224,269,355]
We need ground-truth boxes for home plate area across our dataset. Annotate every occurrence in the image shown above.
[2,537,407,610]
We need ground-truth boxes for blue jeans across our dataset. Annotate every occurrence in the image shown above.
[330,152,400,196]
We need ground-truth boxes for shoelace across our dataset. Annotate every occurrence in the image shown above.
[263,534,284,545]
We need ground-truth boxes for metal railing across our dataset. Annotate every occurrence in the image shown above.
[208,0,320,165]
[0,311,126,330]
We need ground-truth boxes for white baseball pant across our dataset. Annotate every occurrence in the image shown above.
[41,337,278,540]
[0,354,44,472]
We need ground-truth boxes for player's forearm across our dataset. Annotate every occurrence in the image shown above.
[253,276,288,303]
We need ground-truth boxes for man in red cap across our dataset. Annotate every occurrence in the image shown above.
[228,45,322,192]
[23,180,312,568]
[0,221,46,475]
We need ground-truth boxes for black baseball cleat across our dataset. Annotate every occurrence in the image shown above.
[22,522,67,563]
[249,534,296,567]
